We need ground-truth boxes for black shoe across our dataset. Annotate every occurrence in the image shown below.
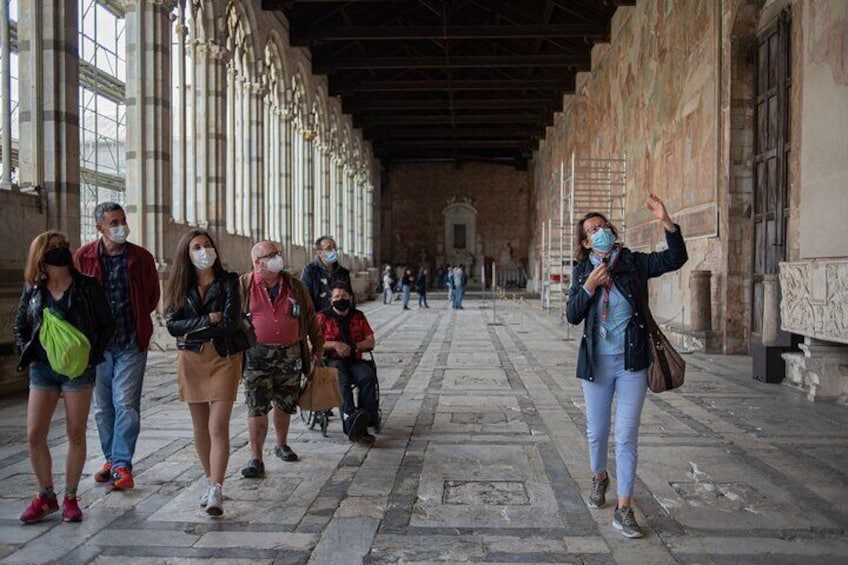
[356,432,376,445]
[275,445,298,462]
[241,458,265,478]
[346,410,370,442]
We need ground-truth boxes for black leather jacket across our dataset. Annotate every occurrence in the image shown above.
[165,271,243,357]
[566,225,688,382]
[14,272,116,372]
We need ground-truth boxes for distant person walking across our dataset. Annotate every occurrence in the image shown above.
[382,266,395,305]
[452,264,466,309]
[400,267,414,310]
[416,267,430,308]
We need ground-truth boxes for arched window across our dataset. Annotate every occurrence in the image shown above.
[225,2,252,236]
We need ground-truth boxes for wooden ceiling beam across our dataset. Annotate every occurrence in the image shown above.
[363,127,545,139]
[290,24,608,44]
[330,77,571,94]
[313,53,588,71]
[353,113,547,126]
[344,98,558,111]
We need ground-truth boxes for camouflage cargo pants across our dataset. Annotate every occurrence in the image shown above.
[242,342,302,416]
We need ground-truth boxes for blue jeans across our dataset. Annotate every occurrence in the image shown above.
[453,286,465,308]
[95,346,148,471]
[401,286,411,308]
[326,358,378,427]
[581,353,647,498]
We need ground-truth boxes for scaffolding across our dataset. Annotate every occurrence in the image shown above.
[543,153,627,324]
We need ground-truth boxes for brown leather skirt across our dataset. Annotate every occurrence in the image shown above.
[177,342,242,403]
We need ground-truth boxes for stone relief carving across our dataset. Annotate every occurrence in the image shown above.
[780,260,848,344]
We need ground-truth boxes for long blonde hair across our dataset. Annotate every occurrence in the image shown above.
[24,230,71,285]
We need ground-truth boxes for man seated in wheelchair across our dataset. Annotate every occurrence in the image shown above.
[317,281,378,444]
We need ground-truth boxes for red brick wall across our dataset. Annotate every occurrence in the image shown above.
[381,162,531,275]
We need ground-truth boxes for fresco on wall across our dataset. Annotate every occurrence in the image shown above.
[546,2,720,249]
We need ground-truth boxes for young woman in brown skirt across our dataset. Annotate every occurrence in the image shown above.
[164,229,243,517]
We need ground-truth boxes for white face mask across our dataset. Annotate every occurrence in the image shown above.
[264,255,284,273]
[191,247,217,271]
[107,225,129,244]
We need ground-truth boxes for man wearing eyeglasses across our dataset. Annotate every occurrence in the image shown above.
[301,235,352,313]
[238,241,324,477]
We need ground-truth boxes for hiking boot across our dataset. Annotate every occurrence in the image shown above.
[62,495,82,522]
[588,473,609,508]
[109,467,134,490]
[241,458,266,478]
[94,461,112,483]
[20,493,59,524]
[206,483,223,517]
[612,506,644,538]
[275,445,298,462]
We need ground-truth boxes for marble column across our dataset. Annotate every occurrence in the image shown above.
[17,0,80,239]
[248,77,265,242]
[194,39,228,238]
[123,0,174,262]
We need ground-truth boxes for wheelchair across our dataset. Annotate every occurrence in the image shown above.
[300,351,381,438]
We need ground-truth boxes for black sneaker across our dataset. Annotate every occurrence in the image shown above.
[356,432,376,445]
[588,473,609,508]
[275,445,298,462]
[612,506,644,538]
[241,458,265,478]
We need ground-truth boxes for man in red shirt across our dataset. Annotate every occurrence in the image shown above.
[238,241,324,478]
[317,282,377,444]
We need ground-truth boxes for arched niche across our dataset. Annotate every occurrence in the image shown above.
[442,197,478,271]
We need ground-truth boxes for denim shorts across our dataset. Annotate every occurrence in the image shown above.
[28,361,96,393]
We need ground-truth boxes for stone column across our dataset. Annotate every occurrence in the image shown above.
[123,0,174,261]
[248,77,265,242]
[689,270,712,332]
[194,39,228,238]
[17,0,80,239]
[1,0,12,189]
[321,145,332,233]
[762,273,781,346]
[305,136,315,240]
[281,108,293,259]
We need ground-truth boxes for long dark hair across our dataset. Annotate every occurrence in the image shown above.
[164,229,225,311]
[574,212,619,262]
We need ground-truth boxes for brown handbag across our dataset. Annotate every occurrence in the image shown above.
[632,271,685,393]
[298,364,343,410]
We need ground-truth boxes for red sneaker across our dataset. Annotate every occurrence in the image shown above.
[20,493,59,524]
[109,467,134,490]
[62,495,82,522]
[94,461,112,483]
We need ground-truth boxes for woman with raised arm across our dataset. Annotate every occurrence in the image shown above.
[566,194,688,538]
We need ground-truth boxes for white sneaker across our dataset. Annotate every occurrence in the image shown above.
[206,483,223,517]
[199,477,211,507]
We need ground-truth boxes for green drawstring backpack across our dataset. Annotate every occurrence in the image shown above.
[39,307,91,378]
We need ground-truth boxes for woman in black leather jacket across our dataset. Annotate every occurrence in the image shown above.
[566,194,687,538]
[163,229,242,517]
[14,231,115,524]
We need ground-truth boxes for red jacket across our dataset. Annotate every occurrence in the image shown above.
[74,239,160,351]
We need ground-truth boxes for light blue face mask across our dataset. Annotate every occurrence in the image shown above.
[590,228,616,254]
[324,250,338,263]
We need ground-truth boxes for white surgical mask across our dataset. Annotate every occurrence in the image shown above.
[265,255,284,273]
[323,250,338,263]
[108,225,129,244]
[191,247,217,271]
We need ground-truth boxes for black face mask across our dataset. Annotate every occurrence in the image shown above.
[43,246,73,267]
[332,299,351,311]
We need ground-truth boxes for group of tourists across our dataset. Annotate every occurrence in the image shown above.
[14,206,378,522]
[14,194,687,539]
[381,265,430,309]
